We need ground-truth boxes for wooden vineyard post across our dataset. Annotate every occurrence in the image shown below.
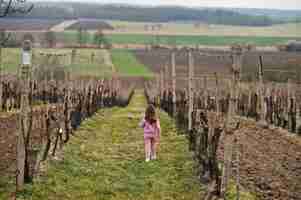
[62,53,66,66]
[188,50,194,131]
[91,52,95,63]
[154,73,159,106]
[234,136,241,200]
[288,78,292,131]
[221,47,242,197]
[0,46,2,111]
[155,73,160,93]
[66,53,69,66]
[203,75,208,109]
[164,63,169,91]
[160,69,164,100]
[116,76,120,98]
[71,49,76,65]
[221,80,236,197]
[17,40,32,191]
[287,78,297,132]
[67,77,72,132]
[215,73,220,113]
[258,55,268,126]
[231,47,243,116]
[248,83,253,117]
[113,73,118,106]
[63,62,72,143]
[51,54,56,81]
[171,50,176,117]
[88,81,93,115]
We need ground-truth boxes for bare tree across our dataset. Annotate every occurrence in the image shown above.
[0,0,33,45]
[0,0,33,18]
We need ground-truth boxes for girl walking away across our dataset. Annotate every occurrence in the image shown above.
[139,104,161,162]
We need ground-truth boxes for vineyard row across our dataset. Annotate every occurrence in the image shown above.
[144,48,301,200]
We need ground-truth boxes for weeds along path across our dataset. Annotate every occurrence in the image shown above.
[23,91,202,200]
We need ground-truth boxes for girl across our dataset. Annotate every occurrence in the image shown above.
[139,104,161,162]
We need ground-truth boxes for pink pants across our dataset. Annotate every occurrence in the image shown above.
[144,135,158,159]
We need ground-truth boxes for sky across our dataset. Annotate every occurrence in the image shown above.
[34,0,301,10]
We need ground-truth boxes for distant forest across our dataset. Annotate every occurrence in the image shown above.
[7,2,289,26]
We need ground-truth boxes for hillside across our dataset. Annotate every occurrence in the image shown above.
[11,2,281,26]
[226,8,301,20]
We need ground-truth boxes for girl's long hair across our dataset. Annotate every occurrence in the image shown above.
[145,104,157,124]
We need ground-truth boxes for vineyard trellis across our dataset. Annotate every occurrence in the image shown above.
[0,41,135,198]
[145,46,301,199]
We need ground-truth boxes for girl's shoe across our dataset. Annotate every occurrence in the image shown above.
[145,158,150,162]
[151,154,157,160]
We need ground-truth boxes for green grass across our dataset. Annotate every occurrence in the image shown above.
[105,34,301,46]
[56,31,94,45]
[67,49,114,77]
[18,92,203,200]
[1,47,21,73]
[57,31,301,46]
[226,181,257,200]
[0,176,14,200]
[110,49,153,77]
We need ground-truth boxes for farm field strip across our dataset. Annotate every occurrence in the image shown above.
[50,20,79,32]
[110,49,153,77]
[68,49,115,77]
[106,20,301,38]
[105,34,301,46]
[56,31,301,46]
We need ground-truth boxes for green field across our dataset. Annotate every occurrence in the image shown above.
[56,31,94,45]
[106,34,300,46]
[110,49,153,77]
[67,49,113,77]
[57,31,301,46]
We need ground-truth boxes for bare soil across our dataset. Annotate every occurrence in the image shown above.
[219,120,301,200]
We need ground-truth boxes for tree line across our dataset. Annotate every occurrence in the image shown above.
[9,2,283,26]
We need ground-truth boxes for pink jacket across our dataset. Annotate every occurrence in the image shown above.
[139,118,161,138]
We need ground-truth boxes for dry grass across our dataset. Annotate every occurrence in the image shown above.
[1,48,114,77]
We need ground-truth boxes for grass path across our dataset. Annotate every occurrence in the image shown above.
[22,91,202,200]
[110,49,153,77]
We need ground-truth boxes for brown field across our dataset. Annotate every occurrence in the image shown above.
[217,118,301,200]
[106,20,301,38]
[133,49,301,87]
[0,19,62,31]
[66,19,114,31]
